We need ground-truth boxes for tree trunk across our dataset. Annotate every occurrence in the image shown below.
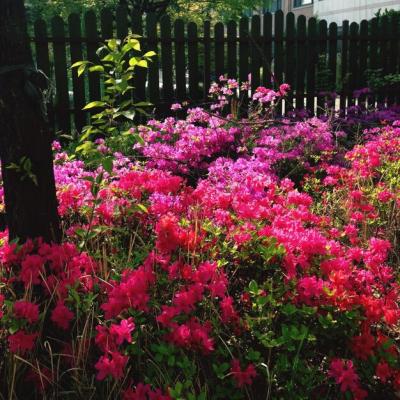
[0,0,61,243]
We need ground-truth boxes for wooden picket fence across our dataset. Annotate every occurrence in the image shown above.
[30,7,400,133]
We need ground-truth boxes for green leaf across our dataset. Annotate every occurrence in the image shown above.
[144,50,156,58]
[78,64,86,77]
[101,157,114,174]
[137,204,148,213]
[71,61,87,68]
[121,111,135,120]
[89,65,104,73]
[136,59,148,68]
[83,101,106,110]
[129,57,139,67]
[133,101,153,107]
[249,280,258,294]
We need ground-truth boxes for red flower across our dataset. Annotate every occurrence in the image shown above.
[8,330,38,354]
[95,351,128,381]
[376,361,392,383]
[220,296,239,324]
[51,301,74,330]
[20,254,44,286]
[230,359,257,388]
[14,300,39,323]
[351,330,375,360]
[328,359,364,395]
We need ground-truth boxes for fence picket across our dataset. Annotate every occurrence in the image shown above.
[389,15,399,104]
[51,16,70,133]
[359,20,368,89]
[328,22,337,92]
[203,21,211,98]
[274,10,284,114]
[296,15,306,111]
[215,22,225,79]
[174,19,186,100]
[160,16,174,103]
[239,17,249,85]
[306,18,317,114]
[316,20,327,115]
[250,15,261,91]
[285,12,295,111]
[348,22,359,105]
[131,11,146,104]
[147,13,160,104]
[188,22,200,100]
[262,12,273,88]
[227,20,237,79]
[34,19,54,130]
[84,11,101,105]
[100,8,113,39]
[340,21,349,111]
[69,13,86,132]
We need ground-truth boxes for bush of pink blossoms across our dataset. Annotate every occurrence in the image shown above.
[0,79,400,400]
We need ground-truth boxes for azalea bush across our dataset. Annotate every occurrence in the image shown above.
[1,74,400,400]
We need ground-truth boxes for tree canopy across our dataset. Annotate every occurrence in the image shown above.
[26,0,271,22]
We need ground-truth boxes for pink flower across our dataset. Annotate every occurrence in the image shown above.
[230,359,257,388]
[14,300,39,323]
[51,301,74,330]
[110,317,135,346]
[279,83,290,96]
[8,331,38,354]
[170,103,182,111]
[377,190,393,203]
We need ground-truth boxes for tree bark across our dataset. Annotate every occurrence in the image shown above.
[0,0,61,243]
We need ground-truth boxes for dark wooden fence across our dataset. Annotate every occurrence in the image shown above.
[30,7,400,133]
